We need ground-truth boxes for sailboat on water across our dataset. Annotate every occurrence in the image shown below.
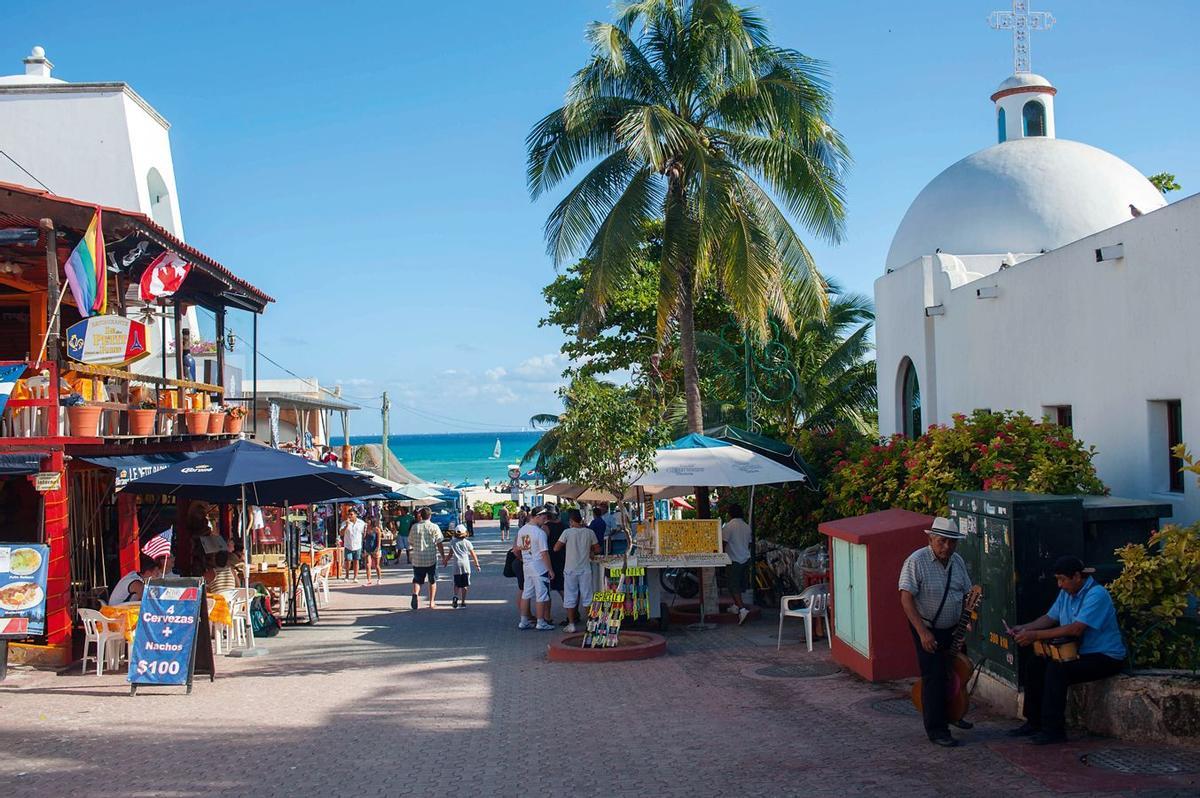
[491,438,501,459]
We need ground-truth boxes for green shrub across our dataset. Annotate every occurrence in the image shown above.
[472,501,494,519]
[1109,523,1200,670]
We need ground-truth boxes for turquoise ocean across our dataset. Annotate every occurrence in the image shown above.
[334,431,544,485]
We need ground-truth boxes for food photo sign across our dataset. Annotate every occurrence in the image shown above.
[0,543,50,637]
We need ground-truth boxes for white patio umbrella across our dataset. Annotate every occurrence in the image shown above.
[630,433,808,488]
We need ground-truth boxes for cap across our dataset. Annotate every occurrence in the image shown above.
[454,523,467,534]
[530,505,550,517]
[926,517,966,539]
[1052,555,1095,576]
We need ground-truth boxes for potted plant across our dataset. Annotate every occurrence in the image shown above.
[225,404,247,434]
[184,404,210,436]
[62,393,102,437]
[207,402,227,434]
[128,398,157,436]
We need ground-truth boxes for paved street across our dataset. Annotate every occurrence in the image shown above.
[1,521,1196,797]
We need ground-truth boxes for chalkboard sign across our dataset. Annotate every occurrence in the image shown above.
[299,564,319,624]
[128,577,215,695]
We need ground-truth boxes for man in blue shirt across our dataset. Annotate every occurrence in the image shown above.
[588,507,608,548]
[1008,556,1126,745]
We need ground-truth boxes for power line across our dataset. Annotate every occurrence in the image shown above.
[0,147,53,192]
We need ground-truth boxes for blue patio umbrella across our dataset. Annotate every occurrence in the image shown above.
[454,481,477,489]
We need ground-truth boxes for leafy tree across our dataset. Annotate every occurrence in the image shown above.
[1147,172,1181,194]
[527,0,849,448]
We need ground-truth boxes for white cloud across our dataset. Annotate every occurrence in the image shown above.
[485,366,507,381]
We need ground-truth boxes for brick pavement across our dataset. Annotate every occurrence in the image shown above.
[0,520,1195,797]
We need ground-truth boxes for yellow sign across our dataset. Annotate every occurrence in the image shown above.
[33,471,62,492]
[655,519,722,556]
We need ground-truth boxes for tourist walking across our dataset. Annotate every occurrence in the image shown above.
[464,505,475,537]
[395,507,414,563]
[721,504,753,625]
[408,507,446,609]
[513,505,555,630]
[340,507,365,582]
[898,517,973,748]
[498,504,511,542]
[449,524,481,608]
[363,518,383,585]
[555,509,600,633]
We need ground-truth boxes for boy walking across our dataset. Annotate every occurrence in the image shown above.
[449,524,481,608]
[554,509,600,633]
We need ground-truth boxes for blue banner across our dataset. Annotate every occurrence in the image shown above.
[128,579,203,686]
[0,364,26,419]
[0,543,50,637]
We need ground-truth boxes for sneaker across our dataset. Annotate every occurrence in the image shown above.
[518,618,534,630]
[727,605,741,615]
[1007,721,1039,737]
[410,595,418,610]
[929,734,960,748]
[535,620,556,631]
[737,607,750,625]
[451,596,459,609]
[565,623,577,633]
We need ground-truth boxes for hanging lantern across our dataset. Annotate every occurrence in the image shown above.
[225,329,236,352]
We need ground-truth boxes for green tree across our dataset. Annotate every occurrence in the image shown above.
[1147,172,1181,194]
[527,0,849,448]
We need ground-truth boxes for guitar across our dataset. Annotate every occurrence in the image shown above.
[911,585,983,723]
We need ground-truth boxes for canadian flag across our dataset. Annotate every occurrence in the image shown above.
[139,251,192,302]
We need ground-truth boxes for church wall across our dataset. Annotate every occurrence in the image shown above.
[0,89,142,209]
[875,256,935,436]
[913,195,1200,524]
[122,92,185,237]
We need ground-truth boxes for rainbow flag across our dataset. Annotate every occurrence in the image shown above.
[63,209,106,316]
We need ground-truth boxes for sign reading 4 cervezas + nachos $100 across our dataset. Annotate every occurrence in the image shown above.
[65,315,151,367]
[655,519,722,556]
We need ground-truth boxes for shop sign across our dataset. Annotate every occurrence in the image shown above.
[65,315,151,366]
[655,518,722,556]
[33,471,61,492]
[0,543,50,637]
[128,577,214,694]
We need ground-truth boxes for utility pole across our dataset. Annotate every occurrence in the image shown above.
[381,391,390,481]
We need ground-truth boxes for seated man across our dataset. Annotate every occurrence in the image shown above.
[1008,556,1126,745]
[109,556,163,604]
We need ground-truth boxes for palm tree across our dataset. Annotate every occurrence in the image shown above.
[527,0,849,443]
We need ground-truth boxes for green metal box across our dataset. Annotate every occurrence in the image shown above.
[948,491,1169,687]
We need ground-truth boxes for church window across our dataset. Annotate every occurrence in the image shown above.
[1022,100,1046,137]
[997,108,1007,143]
[901,359,922,439]
[1044,404,1073,429]
[1166,400,1184,493]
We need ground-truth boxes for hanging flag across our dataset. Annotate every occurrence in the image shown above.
[138,250,192,302]
[141,527,174,560]
[62,209,106,316]
[0,363,26,418]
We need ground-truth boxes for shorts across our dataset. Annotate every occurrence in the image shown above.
[521,568,550,602]
[726,559,750,594]
[412,564,437,584]
[453,573,471,588]
[563,568,593,609]
[345,549,362,565]
[499,521,510,531]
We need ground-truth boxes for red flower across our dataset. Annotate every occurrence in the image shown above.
[862,495,873,504]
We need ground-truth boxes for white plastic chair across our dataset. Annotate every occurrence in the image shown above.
[312,561,331,607]
[207,597,229,655]
[224,589,251,648]
[79,608,127,675]
[777,583,831,652]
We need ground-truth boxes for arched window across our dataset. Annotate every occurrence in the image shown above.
[901,359,922,439]
[1022,100,1046,137]
[997,107,1007,143]
[146,168,176,234]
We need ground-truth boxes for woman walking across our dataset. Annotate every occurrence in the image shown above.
[363,518,383,585]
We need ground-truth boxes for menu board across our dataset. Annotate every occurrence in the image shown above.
[655,519,722,556]
[128,577,214,694]
[0,543,50,637]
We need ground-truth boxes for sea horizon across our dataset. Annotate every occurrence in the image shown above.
[331,430,544,485]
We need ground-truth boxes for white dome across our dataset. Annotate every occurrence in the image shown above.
[994,73,1053,94]
[886,138,1166,271]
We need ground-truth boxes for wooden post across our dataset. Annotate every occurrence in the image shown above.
[215,306,226,396]
[173,301,185,409]
[40,218,60,365]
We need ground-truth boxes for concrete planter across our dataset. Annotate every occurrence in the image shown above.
[1068,671,1200,748]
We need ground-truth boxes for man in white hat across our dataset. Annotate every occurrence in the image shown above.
[898,516,973,747]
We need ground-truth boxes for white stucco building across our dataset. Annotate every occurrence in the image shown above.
[875,69,1199,523]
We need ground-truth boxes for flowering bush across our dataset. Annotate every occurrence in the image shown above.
[831,410,1106,517]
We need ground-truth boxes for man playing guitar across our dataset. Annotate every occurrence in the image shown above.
[1008,555,1126,745]
[899,517,973,747]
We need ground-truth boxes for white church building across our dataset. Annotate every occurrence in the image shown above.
[874,65,1198,524]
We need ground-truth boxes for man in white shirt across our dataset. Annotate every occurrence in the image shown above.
[554,509,601,633]
[340,507,366,582]
[721,504,753,625]
[512,505,555,631]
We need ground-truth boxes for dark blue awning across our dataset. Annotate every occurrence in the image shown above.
[0,452,47,476]
[75,452,199,488]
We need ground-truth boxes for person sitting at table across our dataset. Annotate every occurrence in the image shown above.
[205,550,239,594]
[109,557,163,604]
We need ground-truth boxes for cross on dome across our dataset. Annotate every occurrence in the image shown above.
[988,1,1055,74]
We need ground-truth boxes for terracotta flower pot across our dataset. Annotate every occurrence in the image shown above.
[128,408,157,436]
[185,411,210,435]
[225,414,244,434]
[208,413,226,434]
[67,405,103,437]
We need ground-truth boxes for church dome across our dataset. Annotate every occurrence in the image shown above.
[885,137,1166,271]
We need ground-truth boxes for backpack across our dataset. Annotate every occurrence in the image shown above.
[503,549,519,579]
[249,594,281,637]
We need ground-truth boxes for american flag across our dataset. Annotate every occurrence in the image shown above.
[142,527,173,559]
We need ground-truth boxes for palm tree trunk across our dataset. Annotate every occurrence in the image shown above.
[677,261,712,520]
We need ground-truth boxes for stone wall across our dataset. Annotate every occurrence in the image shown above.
[1067,672,1200,748]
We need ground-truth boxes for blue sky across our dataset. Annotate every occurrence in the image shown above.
[4,1,1196,434]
